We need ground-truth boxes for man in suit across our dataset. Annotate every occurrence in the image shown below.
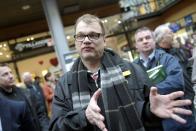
[0,97,35,131]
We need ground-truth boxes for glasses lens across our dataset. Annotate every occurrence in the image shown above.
[74,33,102,42]
[74,34,85,41]
[88,33,100,40]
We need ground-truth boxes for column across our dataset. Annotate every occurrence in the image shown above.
[41,0,69,73]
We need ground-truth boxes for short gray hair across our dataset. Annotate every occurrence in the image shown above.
[134,26,155,41]
[74,14,105,35]
[154,23,171,44]
[22,72,32,81]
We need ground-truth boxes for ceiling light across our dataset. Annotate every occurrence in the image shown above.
[42,70,48,76]
[66,36,70,40]
[104,19,108,23]
[0,45,2,48]
[27,38,30,41]
[3,48,7,51]
[30,37,34,40]
[0,52,3,55]
[118,20,122,24]
[6,55,10,58]
[22,5,31,10]
[3,44,6,47]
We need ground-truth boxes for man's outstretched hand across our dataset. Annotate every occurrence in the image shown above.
[150,87,192,124]
[85,88,107,131]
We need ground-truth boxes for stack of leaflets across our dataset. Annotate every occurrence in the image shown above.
[146,65,167,85]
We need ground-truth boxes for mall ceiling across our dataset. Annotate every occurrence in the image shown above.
[0,0,121,42]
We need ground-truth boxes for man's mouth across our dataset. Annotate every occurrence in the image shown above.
[82,47,93,52]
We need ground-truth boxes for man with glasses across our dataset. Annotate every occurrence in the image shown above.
[49,14,193,131]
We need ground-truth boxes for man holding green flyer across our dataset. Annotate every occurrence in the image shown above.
[134,27,183,94]
[134,26,196,131]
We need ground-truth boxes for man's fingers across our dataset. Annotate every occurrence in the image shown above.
[171,99,192,107]
[90,103,101,112]
[102,128,108,131]
[96,120,107,131]
[168,91,184,100]
[150,87,158,96]
[173,107,192,115]
[88,107,104,120]
[93,88,102,101]
[170,113,187,124]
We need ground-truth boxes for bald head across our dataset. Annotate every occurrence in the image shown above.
[22,72,33,84]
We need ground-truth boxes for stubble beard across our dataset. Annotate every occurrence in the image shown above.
[81,49,103,63]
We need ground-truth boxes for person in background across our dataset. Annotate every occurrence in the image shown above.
[155,24,193,76]
[22,72,50,131]
[192,55,196,121]
[34,76,43,87]
[133,25,195,131]
[44,72,57,90]
[43,72,56,116]
[192,32,196,111]
[49,14,193,131]
[0,97,36,131]
[183,38,193,58]
[134,27,184,94]
[154,24,195,106]
[0,64,48,131]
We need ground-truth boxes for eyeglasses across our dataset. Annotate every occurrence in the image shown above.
[74,33,103,42]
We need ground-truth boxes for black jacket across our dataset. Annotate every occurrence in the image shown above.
[0,97,36,131]
[49,61,162,131]
[0,86,49,131]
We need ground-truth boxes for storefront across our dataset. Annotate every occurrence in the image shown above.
[1,0,196,84]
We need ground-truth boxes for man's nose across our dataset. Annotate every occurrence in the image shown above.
[8,73,14,79]
[142,38,148,44]
[83,36,91,44]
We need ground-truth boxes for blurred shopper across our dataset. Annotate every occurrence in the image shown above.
[0,64,48,131]
[49,14,193,131]
[154,24,195,104]
[183,38,193,58]
[0,97,36,131]
[34,76,43,87]
[192,55,196,121]
[22,72,49,119]
[44,72,57,90]
[43,72,56,115]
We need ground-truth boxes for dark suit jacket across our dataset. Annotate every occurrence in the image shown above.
[0,97,36,131]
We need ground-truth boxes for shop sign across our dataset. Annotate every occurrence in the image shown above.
[63,50,79,71]
[169,23,181,33]
[184,15,193,26]
[11,39,52,52]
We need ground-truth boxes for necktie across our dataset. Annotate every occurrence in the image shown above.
[146,58,152,70]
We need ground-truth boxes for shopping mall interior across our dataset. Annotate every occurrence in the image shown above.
[0,0,196,83]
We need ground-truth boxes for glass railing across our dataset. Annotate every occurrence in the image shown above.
[119,0,181,18]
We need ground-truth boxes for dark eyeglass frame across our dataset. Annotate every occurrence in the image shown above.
[74,32,103,42]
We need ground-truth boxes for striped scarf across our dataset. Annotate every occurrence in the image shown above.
[71,49,144,131]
